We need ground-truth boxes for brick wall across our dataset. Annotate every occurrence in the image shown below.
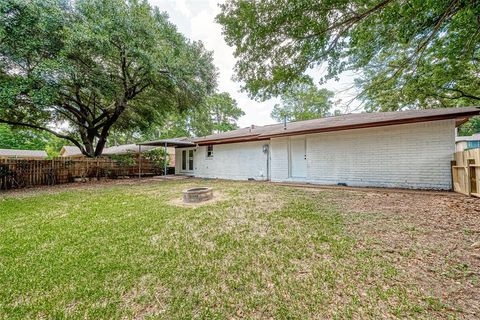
[270,119,455,190]
[175,141,269,181]
[270,137,289,180]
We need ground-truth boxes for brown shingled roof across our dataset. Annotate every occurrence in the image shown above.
[192,107,480,145]
[193,123,278,143]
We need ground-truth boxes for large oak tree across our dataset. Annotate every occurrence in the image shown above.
[0,0,217,156]
[217,0,480,111]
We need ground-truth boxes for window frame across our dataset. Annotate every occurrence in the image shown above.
[181,150,187,170]
[188,149,194,170]
[206,144,214,159]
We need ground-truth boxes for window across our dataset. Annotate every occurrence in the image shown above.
[467,141,480,149]
[206,145,214,158]
[182,150,186,170]
[188,150,194,170]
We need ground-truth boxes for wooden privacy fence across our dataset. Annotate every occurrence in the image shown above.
[452,148,480,197]
[0,157,161,191]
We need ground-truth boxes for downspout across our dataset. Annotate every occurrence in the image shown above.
[267,144,270,181]
[264,143,270,181]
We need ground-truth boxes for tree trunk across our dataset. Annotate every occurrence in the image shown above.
[82,137,96,157]
[94,135,108,157]
[92,101,127,157]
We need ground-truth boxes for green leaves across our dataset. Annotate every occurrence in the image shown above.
[0,124,63,157]
[217,0,480,109]
[106,92,244,144]
[458,117,480,136]
[159,92,244,138]
[271,81,334,122]
[189,92,245,137]
[0,0,217,156]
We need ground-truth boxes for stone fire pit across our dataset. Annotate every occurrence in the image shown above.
[183,187,213,203]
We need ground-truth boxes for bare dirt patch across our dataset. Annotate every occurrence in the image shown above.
[322,188,480,319]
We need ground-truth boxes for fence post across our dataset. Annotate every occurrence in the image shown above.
[450,160,456,192]
[468,159,477,196]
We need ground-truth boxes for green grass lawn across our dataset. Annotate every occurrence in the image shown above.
[0,180,449,319]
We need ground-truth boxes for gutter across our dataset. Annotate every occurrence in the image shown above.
[258,112,480,139]
[193,135,269,146]
[188,108,480,146]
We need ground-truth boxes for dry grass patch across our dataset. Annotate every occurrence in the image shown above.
[0,177,160,199]
[322,188,480,319]
[121,275,169,319]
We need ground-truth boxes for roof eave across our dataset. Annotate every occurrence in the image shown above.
[139,108,480,146]
[137,140,195,147]
[194,135,269,146]
[259,111,480,139]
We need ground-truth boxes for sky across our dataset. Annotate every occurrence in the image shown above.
[148,0,360,127]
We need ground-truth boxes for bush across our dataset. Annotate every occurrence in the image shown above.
[144,148,168,169]
[108,154,136,166]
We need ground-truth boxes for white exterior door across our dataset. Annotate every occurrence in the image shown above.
[290,137,307,178]
[181,149,194,173]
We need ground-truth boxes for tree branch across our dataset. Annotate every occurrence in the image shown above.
[52,106,88,129]
[297,0,394,40]
[440,87,480,101]
[0,119,86,154]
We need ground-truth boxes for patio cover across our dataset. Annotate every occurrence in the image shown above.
[136,138,195,177]
[137,137,195,148]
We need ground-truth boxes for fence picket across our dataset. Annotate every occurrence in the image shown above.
[452,148,480,197]
[0,157,160,191]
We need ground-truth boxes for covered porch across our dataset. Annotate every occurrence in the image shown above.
[137,138,195,176]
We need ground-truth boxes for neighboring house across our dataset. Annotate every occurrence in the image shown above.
[147,107,479,190]
[59,144,176,166]
[0,148,48,159]
[455,133,480,152]
[59,146,85,158]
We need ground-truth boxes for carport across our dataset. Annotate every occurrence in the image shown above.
[136,138,195,177]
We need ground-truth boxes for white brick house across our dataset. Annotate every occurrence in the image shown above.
[142,107,480,190]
